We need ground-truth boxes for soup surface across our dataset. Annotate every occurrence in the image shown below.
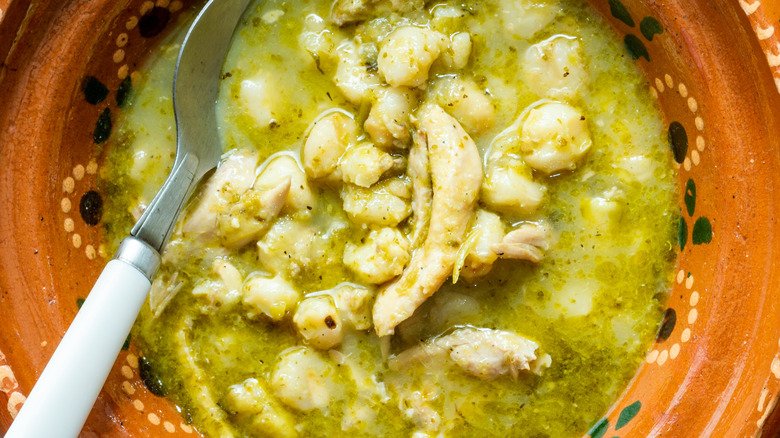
[102,0,678,436]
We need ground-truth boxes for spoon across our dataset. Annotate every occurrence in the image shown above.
[6,0,250,435]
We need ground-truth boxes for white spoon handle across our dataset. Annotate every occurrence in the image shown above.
[7,238,159,438]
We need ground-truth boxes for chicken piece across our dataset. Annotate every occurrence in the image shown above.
[481,155,545,216]
[339,143,398,187]
[303,112,358,181]
[271,347,336,412]
[332,284,374,330]
[390,327,550,379]
[221,378,297,438]
[408,131,432,248]
[440,32,472,70]
[341,177,412,226]
[344,227,410,284]
[430,76,494,134]
[372,105,483,336]
[459,209,505,280]
[524,36,588,101]
[335,41,381,104]
[491,223,550,263]
[294,296,343,350]
[520,102,592,174]
[182,150,258,240]
[499,0,560,40]
[149,272,183,318]
[378,26,445,88]
[217,177,291,249]
[255,155,316,213]
[364,86,416,148]
[243,274,301,321]
[331,0,425,26]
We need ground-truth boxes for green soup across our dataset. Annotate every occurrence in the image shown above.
[102,0,678,437]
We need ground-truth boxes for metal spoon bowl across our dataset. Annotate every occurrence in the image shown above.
[6,0,250,435]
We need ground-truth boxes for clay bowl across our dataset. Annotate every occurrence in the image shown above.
[1,0,780,436]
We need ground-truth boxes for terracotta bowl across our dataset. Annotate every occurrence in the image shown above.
[1,0,780,436]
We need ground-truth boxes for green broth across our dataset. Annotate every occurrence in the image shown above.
[103,0,678,437]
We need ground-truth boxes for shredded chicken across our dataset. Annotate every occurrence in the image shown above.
[218,177,291,249]
[149,272,183,318]
[491,223,550,263]
[458,209,504,280]
[407,130,432,248]
[372,105,483,336]
[390,327,550,379]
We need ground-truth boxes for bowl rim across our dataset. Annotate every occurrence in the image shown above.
[2,0,780,436]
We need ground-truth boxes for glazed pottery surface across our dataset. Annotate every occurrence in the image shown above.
[1,0,780,436]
